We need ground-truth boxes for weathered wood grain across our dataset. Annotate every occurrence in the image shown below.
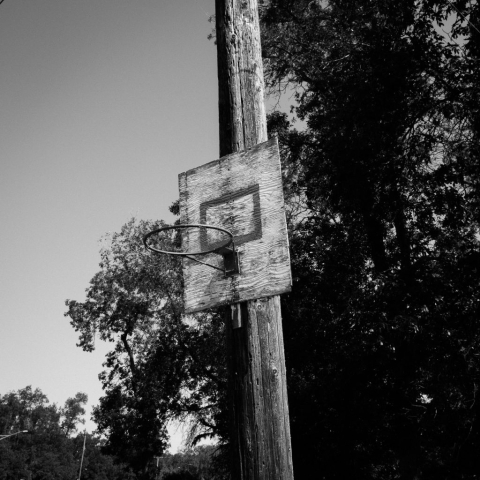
[226,297,294,480]
[178,138,292,314]
[215,1,294,479]
[215,0,267,157]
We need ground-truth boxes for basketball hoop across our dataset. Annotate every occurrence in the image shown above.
[143,224,240,276]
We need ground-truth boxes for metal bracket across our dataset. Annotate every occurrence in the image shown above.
[231,304,242,329]
[222,249,241,277]
[184,245,240,277]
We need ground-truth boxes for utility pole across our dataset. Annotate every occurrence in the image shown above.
[77,430,87,480]
[154,456,161,480]
[215,1,294,479]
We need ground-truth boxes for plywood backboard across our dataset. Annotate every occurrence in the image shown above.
[178,137,292,313]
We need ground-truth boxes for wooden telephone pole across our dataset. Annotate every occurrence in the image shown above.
[215,1,294,479]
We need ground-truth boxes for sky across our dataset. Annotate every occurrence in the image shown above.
[0,0,222,452]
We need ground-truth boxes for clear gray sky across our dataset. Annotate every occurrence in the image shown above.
[0,0,220,448]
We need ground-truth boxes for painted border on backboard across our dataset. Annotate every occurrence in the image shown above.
[199,184,262,251]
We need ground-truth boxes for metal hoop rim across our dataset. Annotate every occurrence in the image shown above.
[143,224,234,257]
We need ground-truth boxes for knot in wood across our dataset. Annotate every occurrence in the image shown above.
[254,299,265,311]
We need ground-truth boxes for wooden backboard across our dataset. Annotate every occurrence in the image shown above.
[178,137,292,313]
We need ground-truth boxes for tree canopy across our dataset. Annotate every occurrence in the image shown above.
[65,218,228,478]
[262,0,480,478]
[0,386,130,480]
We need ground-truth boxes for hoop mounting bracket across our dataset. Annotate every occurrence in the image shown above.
[222,249,241,277]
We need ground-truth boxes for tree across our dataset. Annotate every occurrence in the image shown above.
[65,218,229,478]
[0,386,60,436]
[157,445,225,480]
[0,387,127,480]
[261,1,480,478]
[61,392,88,436]
[72,433,137,480]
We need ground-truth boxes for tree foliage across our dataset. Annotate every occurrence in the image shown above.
[157,445,225,480]
[61,392,88,437]
[0,387,127,480]
[262,1,480,478]
[65,219,228,478]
